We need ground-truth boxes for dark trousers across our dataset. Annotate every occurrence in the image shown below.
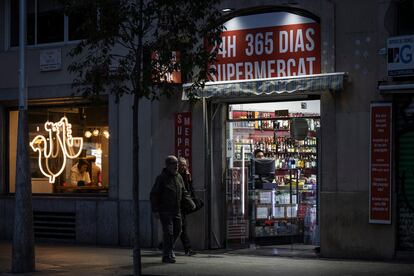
[159,212,182,258]
[180,213,191,250]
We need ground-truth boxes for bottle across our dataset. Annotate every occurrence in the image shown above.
[259,138,264,151]
[311,157,316,168]
[305,157,310,169]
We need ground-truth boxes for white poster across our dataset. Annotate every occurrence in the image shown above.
[40,49,62,72]
[259,191,272,204]
[256,207,268,219]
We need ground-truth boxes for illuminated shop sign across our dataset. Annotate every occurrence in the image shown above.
[387,35,414,77]
[209,11,321,81]
[30,117,83,183]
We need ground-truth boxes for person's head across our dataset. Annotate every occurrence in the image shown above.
[77,159,89,173]
[165,155,178,175]
[254,149,265,159]
[178,157,188,174]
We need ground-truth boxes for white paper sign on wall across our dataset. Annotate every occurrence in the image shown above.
[40,49,62,72]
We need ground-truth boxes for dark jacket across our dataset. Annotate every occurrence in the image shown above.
[150,168,193,213]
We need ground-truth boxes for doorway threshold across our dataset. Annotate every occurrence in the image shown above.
[227,244,320,258]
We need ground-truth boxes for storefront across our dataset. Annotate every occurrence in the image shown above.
[1,0,408,259]
[378,33,414,252]
[225,100,320,247]
[182,6,346,250]
[0,92,153,246]
[8,104,109,195]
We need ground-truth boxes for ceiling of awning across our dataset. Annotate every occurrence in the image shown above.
[182,72,347,100]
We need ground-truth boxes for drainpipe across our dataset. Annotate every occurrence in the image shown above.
[203,97,211,249]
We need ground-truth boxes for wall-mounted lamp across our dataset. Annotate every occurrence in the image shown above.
[93,129,100,137]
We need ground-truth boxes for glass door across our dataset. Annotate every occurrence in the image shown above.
[225,120,251,247]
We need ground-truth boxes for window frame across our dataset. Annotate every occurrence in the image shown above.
[6,0,84,50]
[6,101,110,197]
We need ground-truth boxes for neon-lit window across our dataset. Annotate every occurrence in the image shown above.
[9,105,109,194]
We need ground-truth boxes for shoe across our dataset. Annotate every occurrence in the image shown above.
[162,256,176,263]
[184,249,196,256]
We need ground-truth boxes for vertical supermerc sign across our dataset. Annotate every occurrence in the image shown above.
[369,103,392,224]
[175,112,192,172]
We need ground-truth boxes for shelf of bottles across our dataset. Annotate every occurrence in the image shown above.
[229,110,319,243]
[233,142,253,161]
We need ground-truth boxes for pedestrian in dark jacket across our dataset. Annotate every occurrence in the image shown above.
[150,155,195,263]
[178,157,197,256]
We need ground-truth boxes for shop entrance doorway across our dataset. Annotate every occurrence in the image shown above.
[225,100,320,250]
[396,95,414,251]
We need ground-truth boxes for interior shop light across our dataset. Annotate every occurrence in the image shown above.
[103,130,110,139]
[84,130,92,138]
[221,8,233,12]
[30,117,83,183]
[93,129,100,136]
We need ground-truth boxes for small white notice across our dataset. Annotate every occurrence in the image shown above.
[226,139,233,158]
[256,207,268,219]
[40,49,62,72]
[259,191,272,204]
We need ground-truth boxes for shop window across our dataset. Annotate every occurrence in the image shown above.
[225,100,320,245]
[8,105,109,194]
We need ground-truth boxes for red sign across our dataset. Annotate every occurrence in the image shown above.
[209,12,321,81]
[369,103,392,224]
[175,112,192,171]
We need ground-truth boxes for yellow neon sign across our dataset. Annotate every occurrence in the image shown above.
[30,117,83,183]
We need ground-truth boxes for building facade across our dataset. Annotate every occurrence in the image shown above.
[0,0,413,260]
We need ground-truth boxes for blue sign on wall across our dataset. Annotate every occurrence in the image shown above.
[388,35,414,77]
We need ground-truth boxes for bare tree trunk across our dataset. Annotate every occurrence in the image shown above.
[12,110,35,273]
[132,94,141,275]
[133,0,144,274]
[12,0,35,272]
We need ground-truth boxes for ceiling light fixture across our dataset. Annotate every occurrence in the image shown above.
[103,130,110,139]
[221,8,234,12]
[84,130,92,138]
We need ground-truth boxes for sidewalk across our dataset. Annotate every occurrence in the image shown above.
[1,242,414,275]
